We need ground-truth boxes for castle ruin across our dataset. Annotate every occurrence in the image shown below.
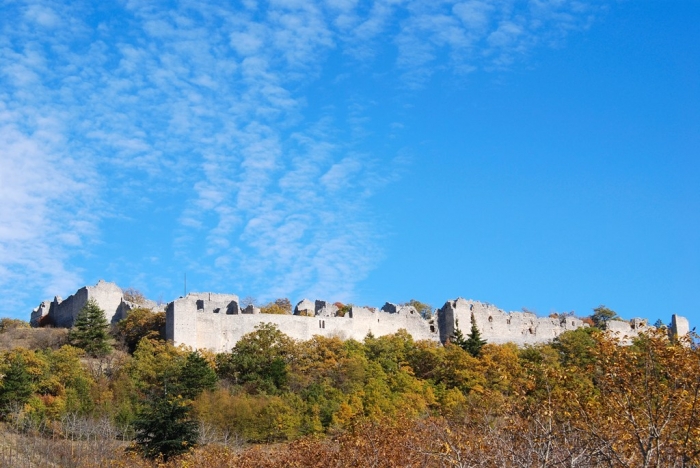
[31,280,691,353]
[30,280,163,328]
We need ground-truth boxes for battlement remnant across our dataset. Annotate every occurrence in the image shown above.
[30,280,162,328]
[437,298,587,346]
[294,299,314,316]
[31,282,691,353]
[672,314,690,337]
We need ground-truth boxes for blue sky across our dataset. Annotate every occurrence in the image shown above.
[1,0,698,327]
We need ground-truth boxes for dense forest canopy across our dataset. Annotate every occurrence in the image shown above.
[0,303,699,467]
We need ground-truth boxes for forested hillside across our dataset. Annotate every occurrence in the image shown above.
[0,303,699,467]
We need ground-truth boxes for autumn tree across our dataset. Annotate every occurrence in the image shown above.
[403,299,433,319]
[123,337,188,398]
[68,299,111,357]
[334,303,353,317]
[573,329,700,467]
[552,327,600,368]
[116,307,166,353]
[37,345,97,418]
[123,287,147,305]
[0,318,30,333]
[260,301,290,315]
[274,298,292,314]
[217,324,294,393]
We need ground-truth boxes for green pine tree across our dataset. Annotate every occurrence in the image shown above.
[174,351,218,400]
[450,319,469,349]
[68,299,111,357]
[464,313,487,357]
[0,354,34,416]
[134,393,199,460]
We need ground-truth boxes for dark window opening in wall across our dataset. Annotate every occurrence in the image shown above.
[213,308,220,314]
[322,320,325,329]
[571,321,575,326]
[319,320,322,329]
[378,319,380,323]
[528,328,534,334]
[470,304,474,311]
[488,316,493,323]
[430,325,435,333]
[507,319,511,325]
[196,299,204,310]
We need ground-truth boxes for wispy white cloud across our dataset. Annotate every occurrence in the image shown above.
[0,0,602,316]
[0,110,97,310]
[390,0,601,85]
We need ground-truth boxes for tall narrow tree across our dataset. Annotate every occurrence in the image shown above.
[69,299,111,357]
[174,351,218,400]
[464,313,487,357]
[0,353,34,416]
[134,393,198,460]
[450,319,469,349]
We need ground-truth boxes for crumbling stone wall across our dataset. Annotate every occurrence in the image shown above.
[33,283,691,353]
[166,292,241,351]
[30,300,53,327]
[31,280,161,327]
[293,299,314,316]
[436,298,687,346]
[166,295,438,352]
[439,298,587,346]
[672,314,690,337]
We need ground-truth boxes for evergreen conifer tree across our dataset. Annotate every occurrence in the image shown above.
[174,351,218,400]
[134,393,198,460]
[450,319,469,349]
[68,299,111,357]
[464,313,487,357]
[0,354,34,415]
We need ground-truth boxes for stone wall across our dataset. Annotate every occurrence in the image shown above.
[437,298,691,346]
[672,314,690,337]
[32,282,691,353]
[167,295,438,352]
[437,298,587,346]
[30,300,53,327]
[31,280,159,327]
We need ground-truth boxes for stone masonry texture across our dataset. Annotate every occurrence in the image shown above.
[32,280,690,353]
